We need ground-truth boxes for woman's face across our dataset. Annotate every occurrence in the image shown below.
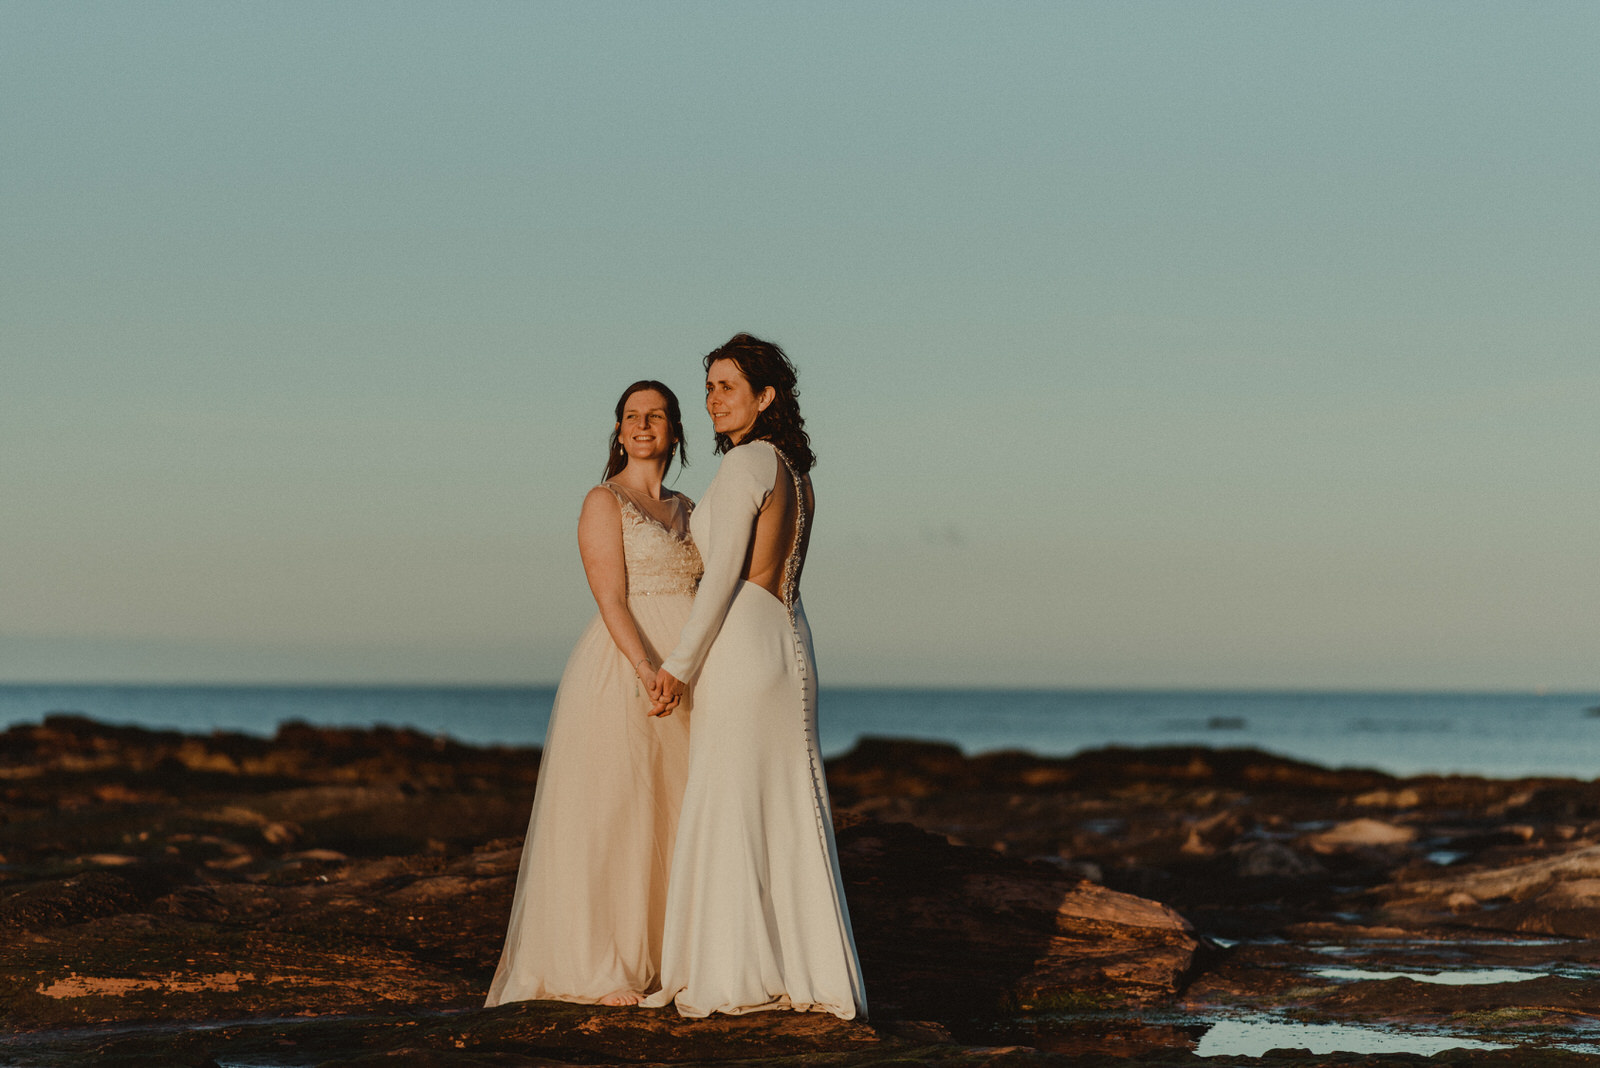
[705,358,771,443]
[618,389,674,462]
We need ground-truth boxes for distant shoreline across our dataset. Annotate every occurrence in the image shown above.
[4,684,1597,781]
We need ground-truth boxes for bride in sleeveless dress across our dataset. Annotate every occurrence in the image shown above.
[485,380,703,1008]
[643,335,868,1020]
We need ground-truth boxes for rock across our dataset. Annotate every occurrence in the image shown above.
[1035,857,1103,883]
[837,816,1199,1017]
[1352,787,1421,809]
[0,861,192,931]
[1392,850,1600,938]
[1228,839,1326,880]
[1397,842,1600,905]
[80,853,142,867]
[287,848,349,863]
[1304,818,1417,853]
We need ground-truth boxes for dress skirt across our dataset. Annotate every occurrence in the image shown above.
[485,591,693,1006]
[643,583,866,1019]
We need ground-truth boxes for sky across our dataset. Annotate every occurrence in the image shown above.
[2,1,1596,690]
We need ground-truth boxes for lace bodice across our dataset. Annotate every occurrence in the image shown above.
[603,483,704,597]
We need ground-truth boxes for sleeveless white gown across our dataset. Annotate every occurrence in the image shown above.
[641,441,868,1020]
[485,484,703,1006]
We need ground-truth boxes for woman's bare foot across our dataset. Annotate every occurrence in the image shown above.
[599,988,641,1006]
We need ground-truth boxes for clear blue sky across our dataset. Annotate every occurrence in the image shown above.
[3,1,1595,689]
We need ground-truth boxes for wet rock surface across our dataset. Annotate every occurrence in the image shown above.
[3,717,1600,1065]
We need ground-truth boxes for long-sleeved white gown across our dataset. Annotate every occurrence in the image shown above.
[485,483,703,1006]
[641,440,868,1020]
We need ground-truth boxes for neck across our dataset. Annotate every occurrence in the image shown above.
[612,457,671,498]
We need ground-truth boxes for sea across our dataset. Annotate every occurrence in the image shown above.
[2,685,1597,781]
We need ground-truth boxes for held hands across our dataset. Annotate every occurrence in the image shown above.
[649,668,686,718]
[634,657,660,696]
[635,657,683,717]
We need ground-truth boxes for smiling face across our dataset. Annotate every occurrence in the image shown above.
[617,388,674,462]
[705,358,774,444]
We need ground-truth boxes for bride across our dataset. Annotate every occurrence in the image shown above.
[644,334,868,1020]
[485,380,703,1008]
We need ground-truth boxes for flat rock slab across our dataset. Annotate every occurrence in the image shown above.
[1385,843,1600,939]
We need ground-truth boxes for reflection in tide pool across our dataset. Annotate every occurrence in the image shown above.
[1312,966,1543,985]
[1196,1016,1506,1057]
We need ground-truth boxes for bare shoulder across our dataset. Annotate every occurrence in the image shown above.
[579,485,623,523]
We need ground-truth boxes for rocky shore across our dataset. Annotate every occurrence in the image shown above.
[3,715,1600,1065]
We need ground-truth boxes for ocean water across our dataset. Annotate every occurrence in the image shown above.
[2,685,1597,780]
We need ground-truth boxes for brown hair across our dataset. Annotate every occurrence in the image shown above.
[703,334,815,475]
[603,380,689,481]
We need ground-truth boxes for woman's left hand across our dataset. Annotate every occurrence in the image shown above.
[635,658,660,693]
[650,669,686,717]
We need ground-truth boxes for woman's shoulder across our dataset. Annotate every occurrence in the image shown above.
[720,441,779,478]
[708,441,780,502]
[721,439,781,472]
[583,483,626,514]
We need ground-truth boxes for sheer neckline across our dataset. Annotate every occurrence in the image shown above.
[603,479,683,505]
[603,481,691,542]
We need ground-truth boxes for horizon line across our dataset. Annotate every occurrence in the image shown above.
[1,680,1592,698]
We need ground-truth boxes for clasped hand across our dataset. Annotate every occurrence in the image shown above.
[647,668,685,717]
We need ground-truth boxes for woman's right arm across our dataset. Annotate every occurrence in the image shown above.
[655,444,778,694]
[577,487,658,692]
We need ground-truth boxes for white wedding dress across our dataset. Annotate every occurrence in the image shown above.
[641,441,868,1020]
[485,483,703,1006]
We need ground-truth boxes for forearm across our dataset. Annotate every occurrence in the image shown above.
[595,596,653,671]
[658,545,745,682]
[658,446,774,682]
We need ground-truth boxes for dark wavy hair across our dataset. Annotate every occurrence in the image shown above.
[704,334,815,475]
[603,380,690,481]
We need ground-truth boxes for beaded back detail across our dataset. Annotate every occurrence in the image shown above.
[772,448,808,622]
[603,484,703,597]
[763,446,832,881]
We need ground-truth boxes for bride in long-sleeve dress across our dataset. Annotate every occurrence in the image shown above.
[643,335,868,1020]
[485,380,702,1008]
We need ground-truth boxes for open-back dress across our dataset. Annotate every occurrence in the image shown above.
[485,483,703,1006]
[641,440,868,1020]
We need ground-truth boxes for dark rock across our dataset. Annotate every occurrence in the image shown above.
[837,815,1198,1017]
[0,860,192,930]
[1229,839,1327,880]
